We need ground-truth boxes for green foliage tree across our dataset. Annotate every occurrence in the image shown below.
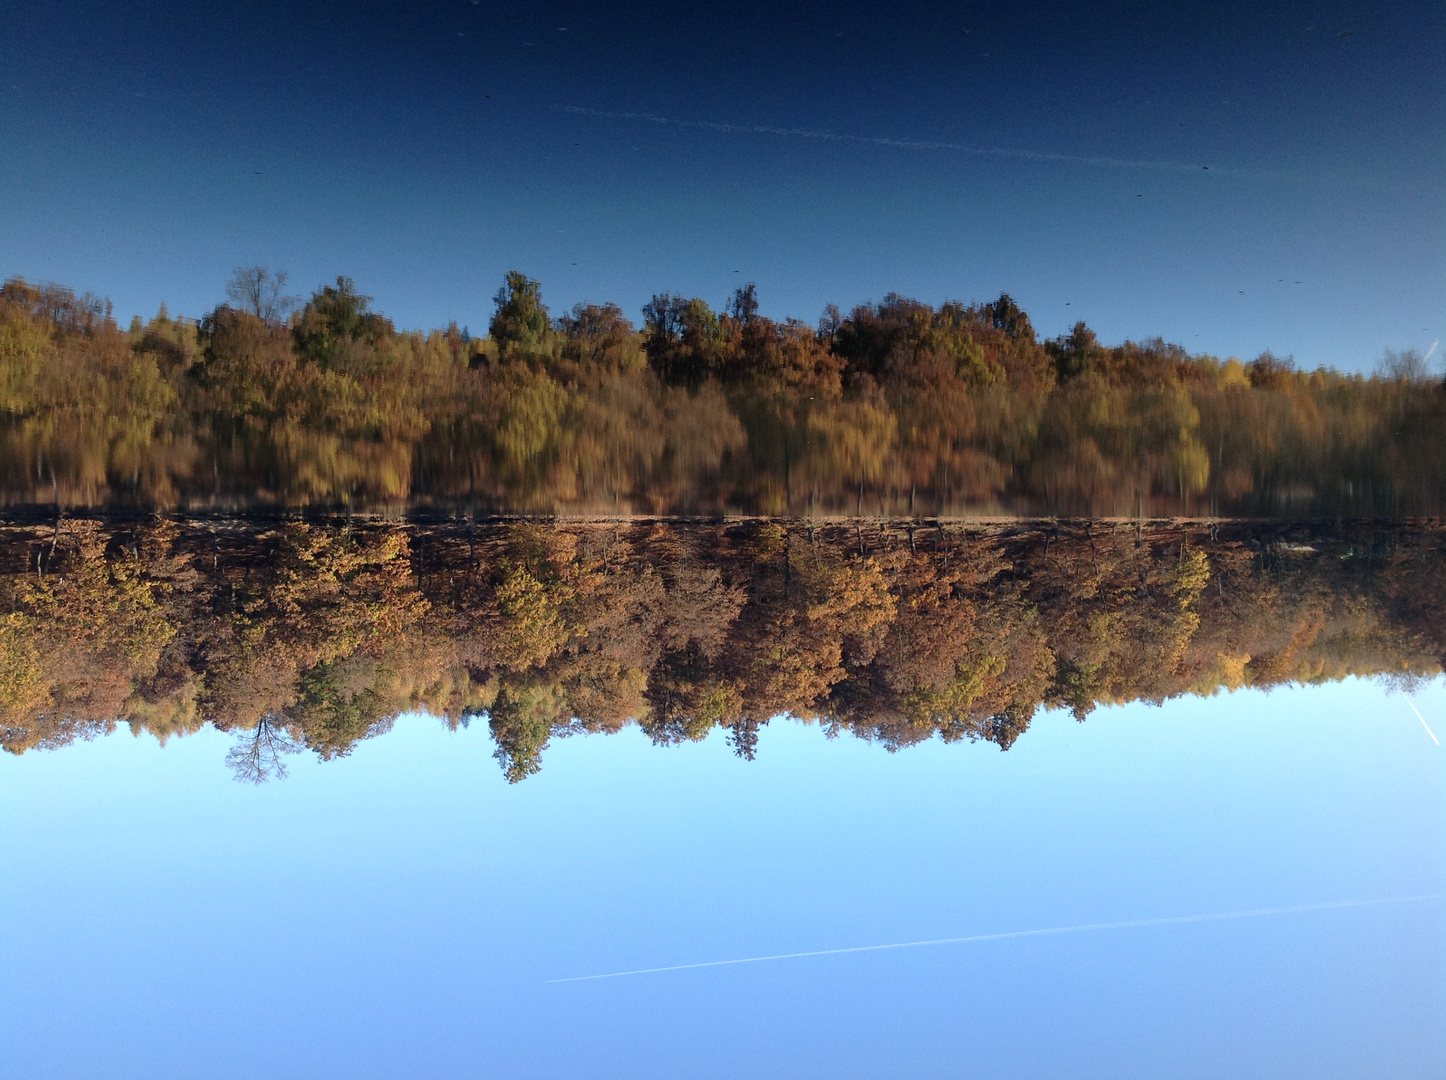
[489,271,551,357]
[293,276,392,368]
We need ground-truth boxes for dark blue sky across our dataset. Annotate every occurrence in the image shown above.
[2,1,1441,370]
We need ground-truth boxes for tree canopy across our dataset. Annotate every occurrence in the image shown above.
[0,518,1438,782]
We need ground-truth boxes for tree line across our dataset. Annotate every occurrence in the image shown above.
[1,518,1439,782]
[0,271,1441,516]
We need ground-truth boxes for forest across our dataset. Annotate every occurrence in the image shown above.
[1,271,1442,516]
[1,517,1440,782]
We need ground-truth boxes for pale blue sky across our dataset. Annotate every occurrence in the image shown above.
[3,677,1442,1078]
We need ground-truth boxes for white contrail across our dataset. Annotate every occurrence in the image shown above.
[547,893,1443,984]
[1407,698,1441,745]
[555,104,1296,181]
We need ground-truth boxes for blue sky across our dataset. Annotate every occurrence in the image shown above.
[3,678,1442,1077]
[1,1,1442,371]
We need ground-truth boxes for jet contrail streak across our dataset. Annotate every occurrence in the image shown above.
[555,105,1293,180]
[1407,698,1441,744]
[546,894,1444,984]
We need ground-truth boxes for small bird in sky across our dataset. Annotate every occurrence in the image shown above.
[1339,30,1353,37]
[1202,165,1209,170]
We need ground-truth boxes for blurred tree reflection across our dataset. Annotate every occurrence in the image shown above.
[2,273,1440,516]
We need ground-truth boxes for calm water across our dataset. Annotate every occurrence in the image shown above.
[2,518,1443,1077]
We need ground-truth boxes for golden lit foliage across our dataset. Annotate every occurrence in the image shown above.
[1,519,1439,780]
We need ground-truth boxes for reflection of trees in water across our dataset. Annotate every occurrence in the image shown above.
[2,274,1443,518]
[225,714,299,784]
[0,517,1442,783]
